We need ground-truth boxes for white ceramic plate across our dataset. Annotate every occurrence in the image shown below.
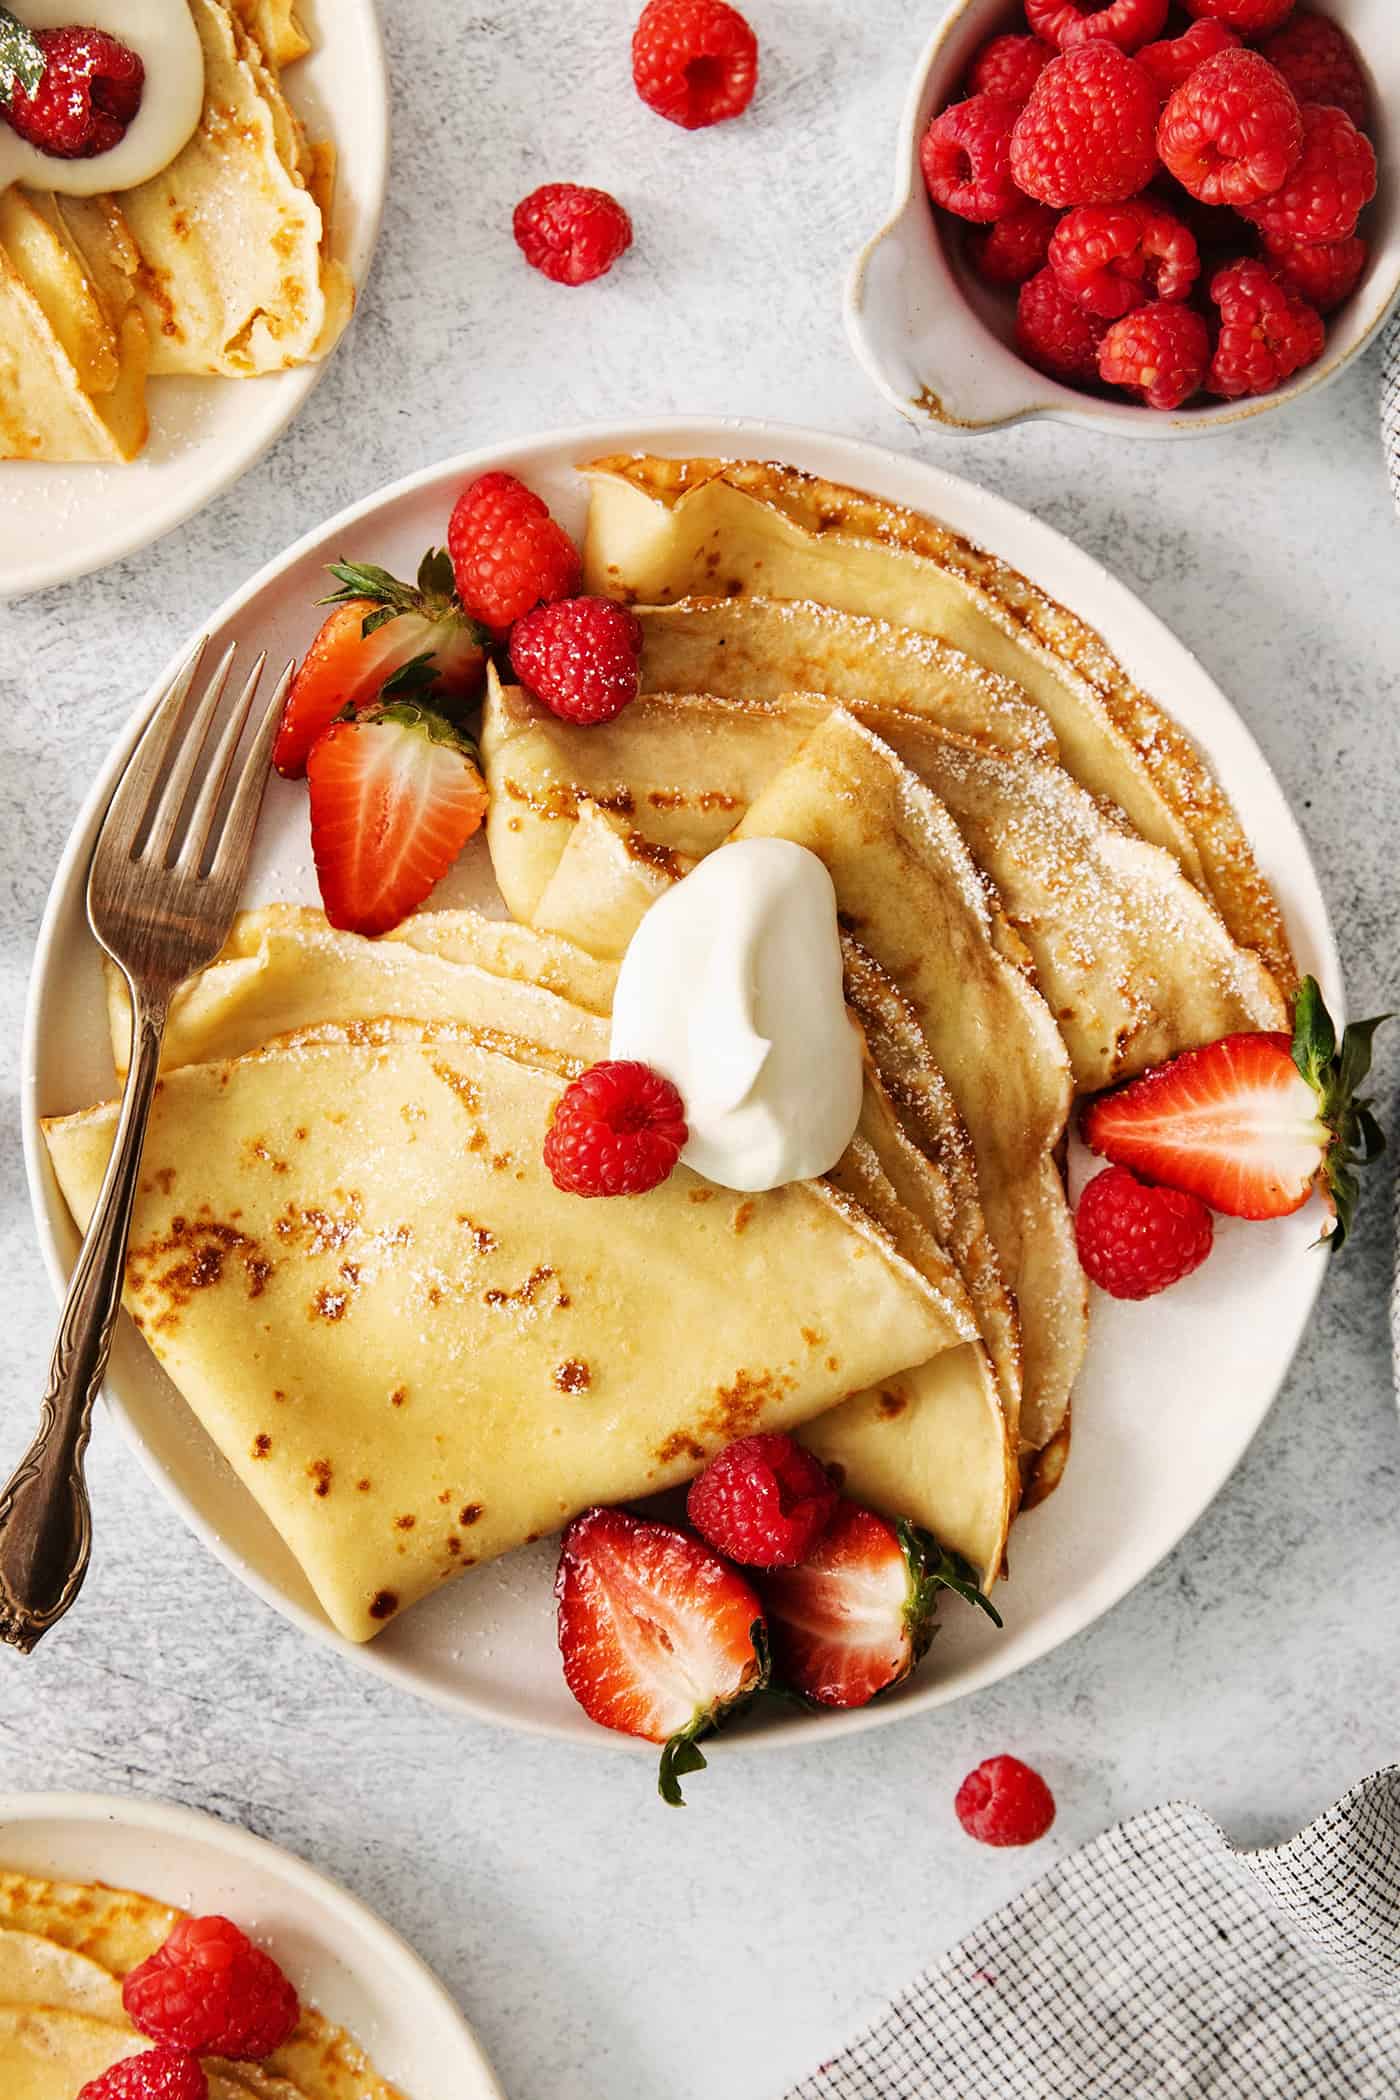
[846,0,1400,438]
[0,0,389,601]
[0,1789,503,2098]
[22,416,1341,1757]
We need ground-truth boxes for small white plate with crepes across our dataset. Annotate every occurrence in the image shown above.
[0,0,387,600]
[23,417,1343,1772]
[0,1789,502,2097]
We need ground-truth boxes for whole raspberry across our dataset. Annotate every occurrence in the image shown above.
[1241,100,1376,249]
[1010,45,1161,209]
[1049,199,1199,317]
[1075,1163,1214,1295]
[920,95,1021,222]
[513,183,633,286]
[1098,300,1210,409]
[1025,0,1168,54]
[447,472,581,635]
[78,2049,209,2100]
[1017,265,1111,381]
[1157,47,1302,208]
[687,1434,838,1568]
[509,596,643,725]
[544,1060,688,1198]
[956,1756,1057,1846]
[1270,232,1366,312]
[1185,0,1295,29]
[4,26,144,158]
[122,1916,298,2061]
[1137,19,1239,102]
[1258,11,1369,133]
[965,33,1053,105]
[631,0,757,130]
[1207,255,1325,396]
[967,199,1059,285]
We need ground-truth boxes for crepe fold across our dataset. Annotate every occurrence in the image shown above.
[101,907,1017,1588]
[0,190,148,463]
[580,454,1296,993]
[44,1018,975,1641]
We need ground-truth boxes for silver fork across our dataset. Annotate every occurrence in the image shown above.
[0,638,293,1653]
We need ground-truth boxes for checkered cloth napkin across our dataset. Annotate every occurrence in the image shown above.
[787,1768,1400,2100]
[1382,308,1400,515]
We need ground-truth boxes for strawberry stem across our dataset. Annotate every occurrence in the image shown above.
[1291,976,1389,1250]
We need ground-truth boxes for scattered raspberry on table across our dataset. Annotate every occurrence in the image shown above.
[631,0,758,129]
[956,1756,1057,1846]
[513,183,633,286]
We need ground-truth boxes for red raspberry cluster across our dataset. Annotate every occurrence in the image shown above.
[920,2,1375,409]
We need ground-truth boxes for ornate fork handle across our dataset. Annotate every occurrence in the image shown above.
[0,991,168,1652]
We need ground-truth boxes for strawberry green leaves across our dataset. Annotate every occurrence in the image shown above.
[1292,976,1389,1250]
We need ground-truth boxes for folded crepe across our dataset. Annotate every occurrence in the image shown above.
[0,1871,401,2100]
[44,1020,972,1638]
[82,0,352,379]
[102,908,1015,1583]
[483,697,1081,1462]
[581,454,1296,993]
[481,678,1287,1089]
[733,711,1084,1462]
[0,189,148,462]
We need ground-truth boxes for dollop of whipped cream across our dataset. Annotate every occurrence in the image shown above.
[0,0,205,197]
[610,838,864,1194]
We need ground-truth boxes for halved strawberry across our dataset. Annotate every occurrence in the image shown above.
[555,1507,768,1804]
[306,701,488,937]
[758,1502,1000,1711]
[273,550,488,778]
[1082,978,1387,1245]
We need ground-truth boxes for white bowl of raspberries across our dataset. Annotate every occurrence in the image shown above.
[847,0,1397,431]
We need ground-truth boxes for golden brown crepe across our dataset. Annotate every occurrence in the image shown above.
[0,1871,401,2100]
[0,189,148,463]
[103,0,352,379]
[479,680,1287,1091]
[44,1020,971,1637]
[732,710,1084,1460]
[101,905,1016,1582]
[581,454,1296,992]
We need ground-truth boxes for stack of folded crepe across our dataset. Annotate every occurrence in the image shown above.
[0,1869,399,2098]
[0,0,351,463]
[42,456,1293,1654]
